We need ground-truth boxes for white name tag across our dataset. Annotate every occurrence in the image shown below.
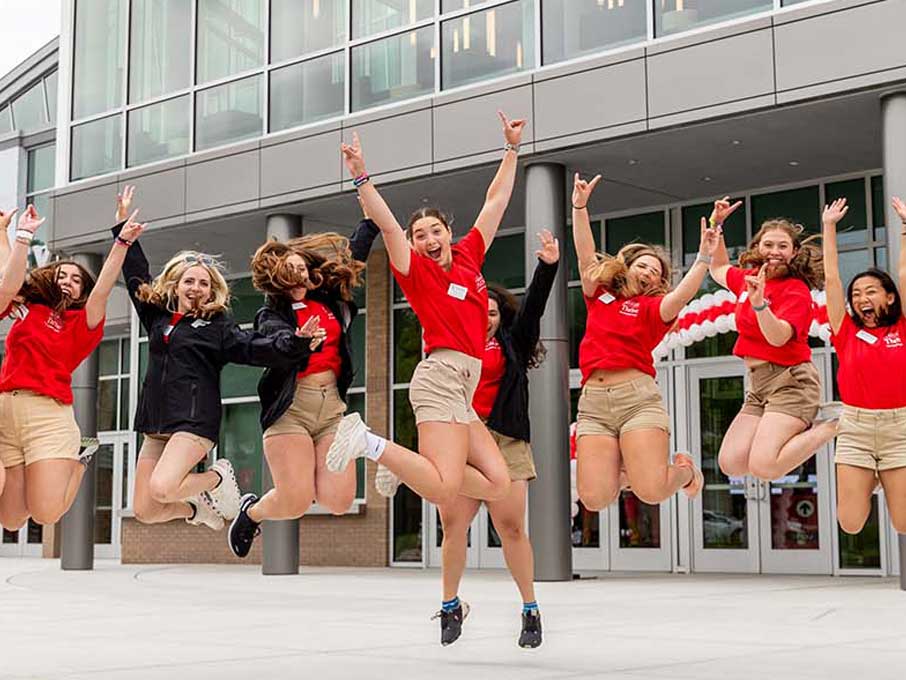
[598,292,616,305]
[191,319,210,328]
[738,291,749,303]
[291,301,307,310]
[447,283,468,300]
[856,330,878,345]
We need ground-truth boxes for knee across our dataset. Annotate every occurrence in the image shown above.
[837,506,870,535]
[718,450,749,477]
[486,475,511,502]
[629,480,669,505]
[0,508,29,531]
[148,475,179,505]
[316,490,353,516]
[439,515,471,541]
[748,456,781,482]
[578,480,619,512]
[29,503,64,526]
[133,493,160,524]
[495,518,526,545]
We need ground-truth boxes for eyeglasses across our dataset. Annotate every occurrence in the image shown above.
[183,254,215,266]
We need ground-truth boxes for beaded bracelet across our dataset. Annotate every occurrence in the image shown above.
[115,235,133,247]
[353,173,370,188]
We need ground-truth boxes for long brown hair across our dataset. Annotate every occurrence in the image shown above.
[18,261,95,312]
[250,240,313,302]
[738,219,824,290]
[585,243,672,298]
[488,284,546,368]
[289,233,364,303]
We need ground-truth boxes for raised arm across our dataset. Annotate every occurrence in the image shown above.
[510,230,560,359]
[0,208,18,272]
[892,197,906,319]
[571,173,602,297]
[85,209,146,329]
[472,111,526,251]
[660,217,720,323]
[707,197,743,289]
[822,198,849,334]
[0,207,42,312]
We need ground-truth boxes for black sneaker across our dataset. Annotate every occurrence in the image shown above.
[432,601,470,646]
[518,610,542,648]
[228,493,260,558]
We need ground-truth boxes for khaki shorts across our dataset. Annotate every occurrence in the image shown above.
[576,376,670,439]
[741,361,820,424]
[489,428,537,482]
[835,405,906,472]
[0,390,81,468]
[139,432,215,460]
[409,349,482,425]
[264,383,347,442]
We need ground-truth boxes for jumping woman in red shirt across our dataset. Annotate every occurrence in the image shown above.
[0,204,144,529]
[573,174,719,511]
[709,198,837,481]
[823,197,906,534]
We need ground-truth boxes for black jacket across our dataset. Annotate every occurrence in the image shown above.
[486,259,559,444]
[115,224,313,444]
[256,219,380,432]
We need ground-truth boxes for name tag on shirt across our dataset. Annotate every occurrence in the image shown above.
[738,291,749,303]
[191,319,210,328]
[291,301,307,310]
[447,283,468,300]
[598,292,616,305]
[856,330,878,345]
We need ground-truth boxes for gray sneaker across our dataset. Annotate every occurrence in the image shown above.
[208,458,241,520]
[186,493,224,531]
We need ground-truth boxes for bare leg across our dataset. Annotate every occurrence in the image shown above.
[836,464,878,534]
[314,433,357,515]
[459,421,510,502]
[749,412,837,481]
[620,429,693,504]
[147,437,217,504]
[25,459,85,525]
[718,412,760,477]
[248,433,316,523]
[879,467,906,533]
[133,457,192,524]
[576,434,622,511]
[486,481,535,603]
[0,465,29,530]
[438,495,481,601]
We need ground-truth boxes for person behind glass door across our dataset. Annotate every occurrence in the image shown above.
[708,198,839,482]
[0,203,143,529]
[573,173,717,513]
[227,207,380,558]
[823,197,906,534]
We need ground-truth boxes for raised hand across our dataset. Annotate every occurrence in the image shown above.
[535,229,560,264]
[699,217,720,258]
[572,173,602,210]
[119,209,146,243]
[892,196,906,224]
[0,208,18,232]
[17,204,45,235]
[498,110,526,146]
[341,132,366,178]
[296,315,327,350]
[822,198,849,228]
[116,184,136,222]
[745,264,767,308]
[710,196,743,226]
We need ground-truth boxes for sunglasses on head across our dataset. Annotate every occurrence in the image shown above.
[183,254,215,266]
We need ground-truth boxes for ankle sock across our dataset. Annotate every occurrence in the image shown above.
[442,596,460,613]
[364,431,387,461]
[523,601,539,614]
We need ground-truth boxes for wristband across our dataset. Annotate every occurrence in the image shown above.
[504,142,520,154]
[695,254,712,266]
[353,173,370,188]
[15,229,34,242]
[752,300,769,312]
[115,235,133,247]
[573,203,587,210]
[708,216,722,229]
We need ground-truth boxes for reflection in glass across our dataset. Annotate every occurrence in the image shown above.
[619,492,660,548]
[825,179,867,247]
[655,0,773,37]
[196,0,265,84]
[99,340,119,375]
[751,185,820,235]
[71,114,123,181]
[195,76,263,151]
[542,0,646,65]
[605,211,665,252]
[73,0,126,119]
[220,403,264,494]
[127,96,190,167]
[11,81,48,131]
[769,458,819,551]
[94,444,114,544]
[129,0,191,103]
[351,26,435,111]
[27,145,56,194]
[352,0,434,39]
[269,52,345,132]
[98,380,118,432]
[271,0,347,61]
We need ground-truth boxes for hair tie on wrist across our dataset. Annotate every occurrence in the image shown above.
[573,203,587,210]
[116,235,133,247]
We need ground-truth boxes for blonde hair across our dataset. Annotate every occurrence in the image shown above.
[585,243,672,298]
[135,250,231,318]
[739,219,824,290]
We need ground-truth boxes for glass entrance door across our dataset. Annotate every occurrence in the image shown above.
[95,433,130,559]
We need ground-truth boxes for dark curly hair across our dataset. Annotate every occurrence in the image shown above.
[488,283,546,369]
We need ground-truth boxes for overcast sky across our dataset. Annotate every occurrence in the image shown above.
[0,1,61,80]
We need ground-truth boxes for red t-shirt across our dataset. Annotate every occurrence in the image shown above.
[832,314,906,409]
[725,267,813,366]
[163,312,184,344]
[294,299,342,379]
[579,288,671,384]
[473,336,505,419]
[392,228,488,359]
[0,303,104,404]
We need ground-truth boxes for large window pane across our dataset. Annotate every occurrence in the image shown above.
[442,0,534,90]
[605,211,665,252]
[45,71,58,122]
[221,364,263,398]
[71,114,123,181]
[683,199,746,266]
[655,1,773,37]
[269,52,345,132]
[871,175,885,239]
[98,380,118,432]
[351,26,435,112]
[127,96,190,167]
[271,0,347,62]
[483,232,525,289]
[751,185,820,235]
[229,277,262,324]
[73,0,126,119]
[99,340,119,375]
[838,249,872,290]
[353,0,434,39]
[392,388,421,562]
[220,402,264,495]
[196,0,265,84]
[129,0,192,103]
[27,145,56,194]
[195,75,263,151]
[825,178,868,247]
[542,0,646,65]
[350,314,366,388]
[394,307,421,383]
[0,107,11,134]
[11,81,48,131]
[568,286,586,368]
[838,493,881,569]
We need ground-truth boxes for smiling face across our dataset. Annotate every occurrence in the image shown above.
[757,228,798,276]
[56,264,84,300]
[176,265,212,314]
[627,254,664,292]
[409,216,453,269]
[850,274,894,328]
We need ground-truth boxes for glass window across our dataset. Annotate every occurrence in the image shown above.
[394,307,421,383]
[750,185,819,235]
[127,95,190,167]
[683,199,746,267]
[196,0,266,84]
[655,0,773,37]
[195,75,263,151]
[392,388,421,562]
[877,247,889,272]
[45,71,58,122]
[871,175,885,240]
[71,114,123,181]
[838,249,872,290]
[11,81,48,131]
[220,402,264,495]
[27,145,56,194]
[353,270,367,309]
[605,211,665,253]
[0,107,11,134]
[825,179,868,247]
[229,276,262,324]
[568,286,586,368]
[271,0,347,62]
[566,219,602,281]
[99,340,119,375]
[98,380,119,431]
[350,314,367,388]
[838,493,881,569]
[25,193,51,253]
[120,377,131,429]
[352,0,434,39]
[483,232,525,290]
[269,52,346,132]
[221,364,263,398]
[129,0,192,103]
[442,0,534,90]
[351,26,435,112]
[73,0,127,119]
[442,0,489,11]
[542,0,646,65]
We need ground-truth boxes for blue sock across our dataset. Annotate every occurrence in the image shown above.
[523,601,539,614]
[442,596,460,612]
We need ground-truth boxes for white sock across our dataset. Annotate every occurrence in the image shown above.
[364,431,387,461]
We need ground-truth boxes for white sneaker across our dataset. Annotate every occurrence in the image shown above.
[374,464,400,498]
[208,458,242,520]
[186,493,224,531]
[816,401,844,424]
[326,412,369,473]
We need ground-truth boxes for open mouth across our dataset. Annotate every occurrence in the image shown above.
[859,305,877,324]
[426,245,443,261]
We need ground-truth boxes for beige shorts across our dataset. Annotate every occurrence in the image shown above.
[409,349,482,425]
[139,432,215,460]
[576,376,670,439]
[0,390,82,468]
[742,361,821,424]
[264,383,347,442]
[489,428,537,482]
[835,405,906,472]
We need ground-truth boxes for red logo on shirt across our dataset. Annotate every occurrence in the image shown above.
[475,273,487,293]
[619,300,640,318]
[45,312,64,333]
[884,331,903,349]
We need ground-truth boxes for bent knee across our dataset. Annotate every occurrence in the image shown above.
[29,505,65,526]
[578,484,618,512]
[629,483,670,505]
[148,476,179,505]
[0,509,29,531]
[718,450,749,477]
[316,492,353,516]
[494,521,526,544]
[838,512,869,535]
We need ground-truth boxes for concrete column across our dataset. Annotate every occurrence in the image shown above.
[524,163,573,581]
[881,94,906,590]
[61,252,102,570]
[262,213,302,575]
